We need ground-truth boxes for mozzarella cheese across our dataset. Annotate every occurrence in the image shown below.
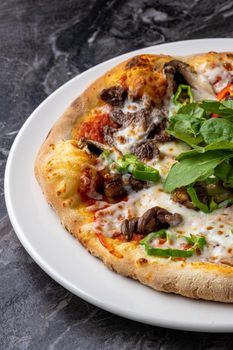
[93,184,233,262]
[91,134,233,262]
[90,94,233,262]
[197,62,233,93]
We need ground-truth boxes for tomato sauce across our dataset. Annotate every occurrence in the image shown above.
[77,113,118,143]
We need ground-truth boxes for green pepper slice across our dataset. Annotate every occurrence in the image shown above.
[118,154,160,183]
[173,84,193,105]
[140,230,206,258]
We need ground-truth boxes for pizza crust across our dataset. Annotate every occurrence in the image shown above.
[35,52,233,303]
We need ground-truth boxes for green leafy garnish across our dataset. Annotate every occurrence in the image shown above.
[201,100,233,118]
[200,118,233,144]
[177,141,233,160]
[187,185,210,213]
[164,150,233,193]
[165,92,233,210]
[167,104,206,145]
[214,159,233,187]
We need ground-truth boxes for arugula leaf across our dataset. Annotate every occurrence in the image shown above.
[215,159,233,187]
[200,118,233,144]
[187,185,210,213]
[174,103,205,119]
[164,150,233,193]
[177,141,233,160]
[167,116,203,145]
[167,104,206,145]
[201,100,233,118]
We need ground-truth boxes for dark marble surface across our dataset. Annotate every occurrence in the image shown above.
[1,0,233,348]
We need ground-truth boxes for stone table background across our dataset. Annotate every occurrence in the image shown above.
[1,0,233,348]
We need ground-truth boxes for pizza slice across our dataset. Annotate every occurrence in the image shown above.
[35,52,233,302]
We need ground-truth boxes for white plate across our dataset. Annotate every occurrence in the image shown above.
[5,39,233,332]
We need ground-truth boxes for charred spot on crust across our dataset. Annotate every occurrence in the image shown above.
[137,258,148,266]
[125,56,151,70]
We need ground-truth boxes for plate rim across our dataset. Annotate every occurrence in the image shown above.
[5,38,233,333]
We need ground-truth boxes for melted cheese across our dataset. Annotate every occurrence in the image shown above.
[114,123,147,154]
[90,94,233,262]
[114,98,163,154]
[93,185,233,262]
[197,62,233,93]
[91,136,233,262]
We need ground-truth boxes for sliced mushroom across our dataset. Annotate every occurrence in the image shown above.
[100,86,127,106]
[120,206,183,239]
[103,174,127,198]
[164,59,216,101]
[171,187,196,210]
[78,138,111,156]
[121,218,138,241]
[137,206,182,235]
[128,176,147,192]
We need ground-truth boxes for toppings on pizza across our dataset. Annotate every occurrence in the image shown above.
[73,55,233,264]
[121,206,182,241]
[36,53,233,302]
[197,60,233,93]
[132,140,160,161]
[100,86,127,106]
[164,59,215,101]
[140,230,206,258]
[77,113,118,143]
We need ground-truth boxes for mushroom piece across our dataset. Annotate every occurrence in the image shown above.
[100,86,127,106]
[121,218,138,241]
[120,206,183,240]
[164,59,216,101]
[171,187,196,210]
[103,174,127,198]
[137,206,182,235]
[78,137,111,156]
[132,140,160,161]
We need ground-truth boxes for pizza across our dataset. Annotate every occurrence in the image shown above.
[35,52,233,303]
